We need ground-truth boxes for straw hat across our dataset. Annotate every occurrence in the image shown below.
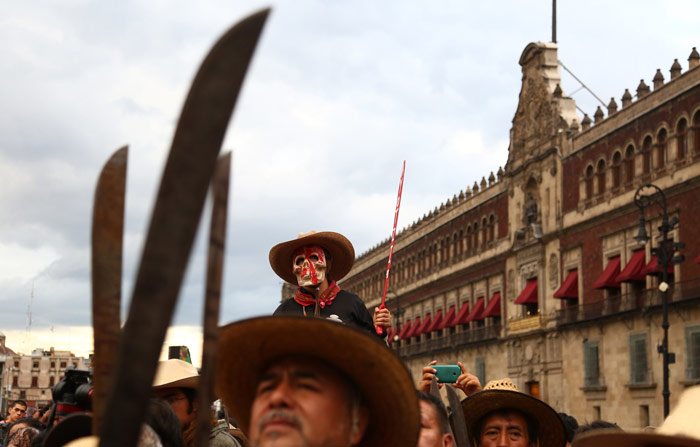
[152,359,199,389]
[215,316,420,447]
[268,230,355,284]
[573,385,700,447]
[461,378,566,447]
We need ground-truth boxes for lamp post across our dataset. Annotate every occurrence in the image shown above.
[633,182,684,418]
[386,291,402,345]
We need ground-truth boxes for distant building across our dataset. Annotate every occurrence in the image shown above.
[337,42,700,429]
[0,337,90,411]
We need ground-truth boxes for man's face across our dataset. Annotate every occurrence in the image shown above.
[249,357,367,447]
[418,400,453,447]
[292,246,327,288]
[478,411,533,447]
[154,388,196,426]
[7,404,27,422]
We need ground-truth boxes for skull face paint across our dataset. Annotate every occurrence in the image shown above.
[292,245,327,288]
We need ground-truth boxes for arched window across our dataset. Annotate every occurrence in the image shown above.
[677,119,688,160]
[642,136,653,174]
[625,145,635,184]
[611,151,622,188]
[466,225,472,252]
[457,230,463,255]
[596,159,606,195]
[489,214,496,242]
[657,128,668,169]
[694,111,700,155]
[472,222,479,249]
[481,217,488,246]
[585,165,594,199]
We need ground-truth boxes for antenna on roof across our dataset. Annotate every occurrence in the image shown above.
[552,0,557,43]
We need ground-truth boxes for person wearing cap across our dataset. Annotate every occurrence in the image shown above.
[153,359,241,447]
[269,230,392,337]
[215,316,421,447]
[461,378,566,447]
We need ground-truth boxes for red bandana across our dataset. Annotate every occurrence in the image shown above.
[294,281,341,309]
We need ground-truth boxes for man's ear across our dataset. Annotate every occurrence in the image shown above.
[443,432,455,447]
[350,405,369,446]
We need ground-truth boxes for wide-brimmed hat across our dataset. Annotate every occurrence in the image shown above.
[215,316,420,447]
[573,385,700,447]
[461,378,565,447]
[152,359,199,389]
[268,230,355,284]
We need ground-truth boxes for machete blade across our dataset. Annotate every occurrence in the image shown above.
[446,385,470,447]
[91,145,128,436]
[99,10,269,447]
[194,152,231,447]
[429,376,441,400]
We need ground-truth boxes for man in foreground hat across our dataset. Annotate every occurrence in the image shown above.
[269,230,392,337]
[153,359,240,447]
[461,378,566,447]
[215,316,420,447]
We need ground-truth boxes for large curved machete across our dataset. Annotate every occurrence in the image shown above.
[91,146,128,436]
[194,153,231,447]
[99,10,269,447]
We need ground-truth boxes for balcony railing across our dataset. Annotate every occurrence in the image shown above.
[556,277,700,326]
[394,324,501,358]
[509,315,545,333]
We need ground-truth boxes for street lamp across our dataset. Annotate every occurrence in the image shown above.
[633,183,684,418]
[386,291,402,345]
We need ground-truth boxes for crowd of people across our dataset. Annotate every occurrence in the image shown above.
[2,230,698,446]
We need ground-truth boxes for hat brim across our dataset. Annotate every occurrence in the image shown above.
[573,430,700,447]
[152,376,199,390]
[461,390,566,447]
[268,232,355,284]
[215,316,419,447]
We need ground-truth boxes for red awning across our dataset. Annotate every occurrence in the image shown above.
[616,250,646,282]
[439,305,457,329]
[405,316,422,338]
[464,298,485,322]
[386,327,395,344]
[593,257,621,289]
[482,292,501,317]
[515,279,538,304]
[398,321,412,339]
[416,314,432,335]
[640,256,674,276]
[696,253,700,264]
[450,302,470,326]
[555,270,579,298]
[426,309,444,332]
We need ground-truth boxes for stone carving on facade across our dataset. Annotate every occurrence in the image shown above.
[510,77,559,161]
[507,268,515,301]
[549,253,559,290]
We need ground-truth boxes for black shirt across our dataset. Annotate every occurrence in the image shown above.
[274,289,384,339]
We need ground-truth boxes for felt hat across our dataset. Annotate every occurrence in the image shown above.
[215,316,420,447]
[573,385,700,447]
[268,230,355,284]
[152,359,199,389]
[461,378,566,447]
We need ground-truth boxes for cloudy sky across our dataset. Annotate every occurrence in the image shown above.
[1,0,698,362]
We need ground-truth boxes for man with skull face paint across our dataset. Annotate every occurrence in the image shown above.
[270,230,392,337]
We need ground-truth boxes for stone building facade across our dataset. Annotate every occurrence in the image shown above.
[0,340,90,411]
[340,42,700,429]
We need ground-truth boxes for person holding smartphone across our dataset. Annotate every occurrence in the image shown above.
[417,361,483,396]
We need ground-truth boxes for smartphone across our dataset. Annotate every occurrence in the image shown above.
[433,364,460,383]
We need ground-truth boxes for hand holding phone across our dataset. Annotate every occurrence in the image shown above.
[432,364,461,383]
